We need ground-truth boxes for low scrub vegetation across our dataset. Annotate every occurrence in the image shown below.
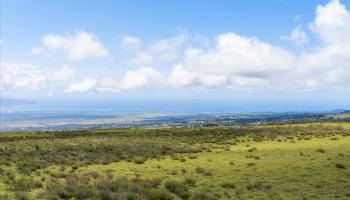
[0,123,349,199]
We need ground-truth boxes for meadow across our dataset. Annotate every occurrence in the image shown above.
[0,123,349,200]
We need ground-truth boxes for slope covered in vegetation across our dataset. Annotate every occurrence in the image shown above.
[0,123,349,199]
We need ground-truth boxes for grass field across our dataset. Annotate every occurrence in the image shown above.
[0,123,349,199]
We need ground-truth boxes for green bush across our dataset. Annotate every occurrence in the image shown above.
[183,177,196,186]
[221,182,235,189]
[247,147,257,152]
[195,167,205,174]
[147,189,173,200]
[133,156,146,164]
[14,192,32,200]
[189,192,217,200]
[335,163,346,169]
[164,180,189,199]
[316,148,326,153]
[246,181,271,191]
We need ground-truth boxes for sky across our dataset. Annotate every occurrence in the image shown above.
[1,0,350,110]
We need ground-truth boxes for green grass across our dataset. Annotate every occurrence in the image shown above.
[0,123,350,199]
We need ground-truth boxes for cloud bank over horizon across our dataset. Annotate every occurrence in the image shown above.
[2,0,350,97]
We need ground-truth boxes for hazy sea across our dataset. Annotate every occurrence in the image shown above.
[1,99,349,131]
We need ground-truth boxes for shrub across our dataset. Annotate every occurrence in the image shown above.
[148,178,162,188]
[189,192,216,200]
[335,163,346,169]
[316,148,326,153]
[170,171,177,175]
[14,192,32,200]
[170,154,179,160]
[71,165,79,170]
[203,171,212,176]
[147,189,173,200]
[247,147,257,152]
[32,180,43,188]
[126,193,138,200]
[247,162,256,167]
[221,182,235,189]
[195,167,205,174]
[246,181,271,191]
[164,180,189,199]
[183,177,196,186]
[133,156,146,164]
[99,191,113,200]
[10,177,40,191]
[253,156,260,160]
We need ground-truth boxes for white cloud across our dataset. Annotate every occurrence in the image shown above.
[311,0,350,45]
[167,0,350,91]
[283,26,308,46]
[150,33,187,62]
[125,52,154,65]
[106,0,350,93]
[96,67,163,92]
[118,67,163,90]
[0,63,77,95]
[121,36,141,49]
[30,46,44,55]
[36,30,109,60]
[97,78,120,93]
[168,64,197,87]
[65,77,97,93]
[49,65,75,82]
[168,33,295,90]
[300,0,350,90]
[124,33,187,66]
[5,0,350,94]
[0,63,46,90]
[151,33,187,53]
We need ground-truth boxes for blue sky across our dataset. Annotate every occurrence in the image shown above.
[1,0,350,110]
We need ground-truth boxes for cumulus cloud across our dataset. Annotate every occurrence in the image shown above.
[300,0,350,90]
[125,52,154,65]
[166,0,350,91]
[0,63,46,90]
[98,0,350,93]
[168,33,295,90]
[118,67,163,90]
[311,0,350,45]
[124,33,187,66]
[283,26,308,46]
[5,0,350,94]
[0,63,77,96]
[97,67,163,92]
[96,78,120,93]
[34,31,109,60]
[121,36,141,49]
[49,65,75,82]
[65,78,97,93]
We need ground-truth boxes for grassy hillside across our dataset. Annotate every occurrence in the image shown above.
[0,123,349,199]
